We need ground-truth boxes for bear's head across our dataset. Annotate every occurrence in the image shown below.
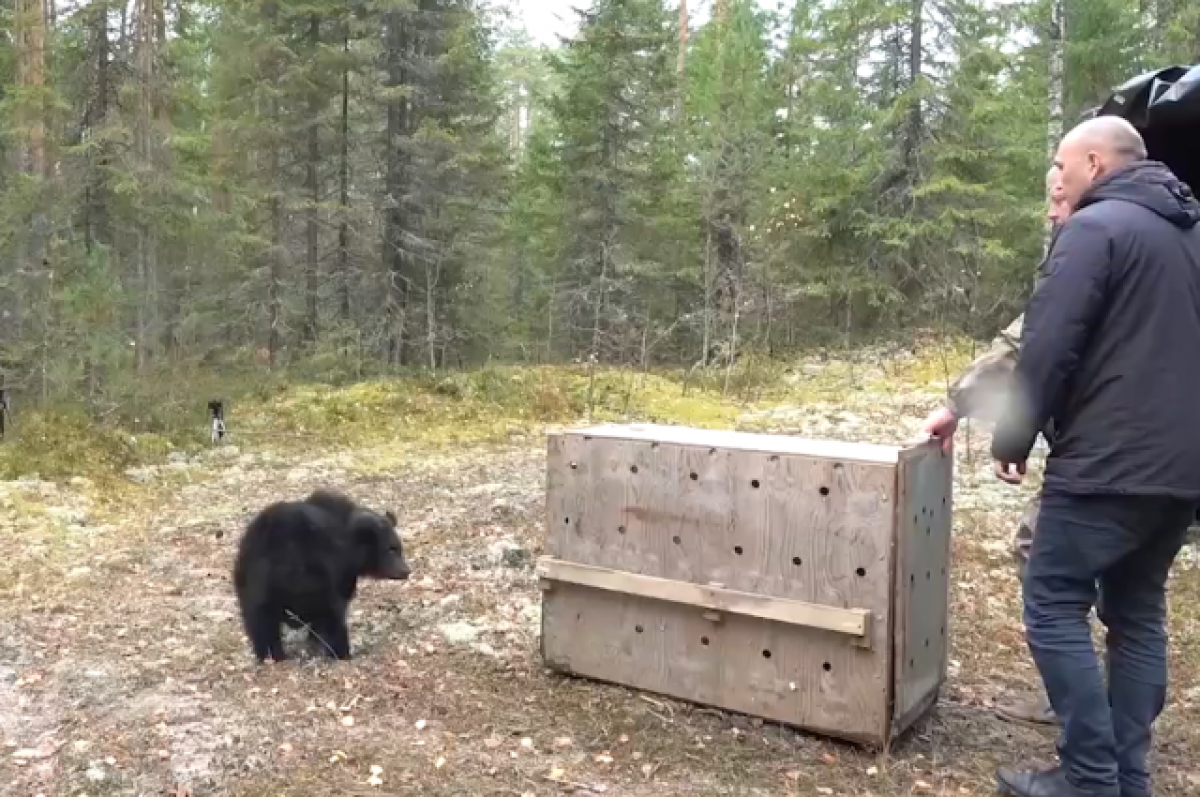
[350,508,411,581]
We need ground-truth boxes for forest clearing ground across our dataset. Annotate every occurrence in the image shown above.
[2,357,1200,796]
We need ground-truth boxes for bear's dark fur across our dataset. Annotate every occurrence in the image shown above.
[232,489,410,662]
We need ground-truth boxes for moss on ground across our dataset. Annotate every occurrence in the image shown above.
[0,334,976,485]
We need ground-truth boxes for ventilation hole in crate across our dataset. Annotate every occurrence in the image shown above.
[690,472,698,481]
[941,567,946,575]
[833,462,843,470]
[792,556,802,566]
[762,649,772,659]
[769,455,779,462]
[822,662,832,672]
[672,535,681,545]
[618,525,626,534]
[819,486,830,496]
[651,441,659,449]
[709,447,717,456]
[942,496,947,505]
[569,462,578,470]
[630,465,639,474]
[584,436,593,441]
[926,571,931,580]
[910,573,915,584]
[940,626,945,636]
[924,638,930,648]
[913,514,919,524]
[564,517,570,525]
[926,526,931,536]
[701,636,710,646]
[909,658,915,669]
[576,613,581,620]
[855,567,866,577]
[751,479,760,489]
[635,625,644,633]
[734,546,744,555]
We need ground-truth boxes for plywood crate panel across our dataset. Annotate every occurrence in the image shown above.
[538,423,953,747]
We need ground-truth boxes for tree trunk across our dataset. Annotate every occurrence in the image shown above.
[337,24,352,322]
[84,1,111,251]
[304,14,322,344]
[1045,0,1065,256]
[266,1,283,367]
[383,8,411,365]
[135,0,158,371]
[677,0,687,75]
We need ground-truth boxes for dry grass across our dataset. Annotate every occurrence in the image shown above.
[1,355,1199,796]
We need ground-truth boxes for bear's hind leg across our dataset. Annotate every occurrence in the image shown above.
[246,604,287,662]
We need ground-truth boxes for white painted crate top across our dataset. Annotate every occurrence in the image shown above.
[561,423,907,465]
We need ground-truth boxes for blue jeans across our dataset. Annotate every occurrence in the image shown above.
[1022,492,1194,796]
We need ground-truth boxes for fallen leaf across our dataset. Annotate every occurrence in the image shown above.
[866,766,878,776]
[341,716,355,727]
[519,737,533,749]
[434,756,446,769]
[548,765,565,780]
[594,752,614,764]
[553,736,572,749]
[415,719,427,730]
[914,780,932,792]
[816,788,833,795]
[821,752,837,764]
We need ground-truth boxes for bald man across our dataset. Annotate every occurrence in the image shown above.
[991,116,1200,797]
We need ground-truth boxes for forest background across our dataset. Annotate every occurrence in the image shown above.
[0,0,1197,473]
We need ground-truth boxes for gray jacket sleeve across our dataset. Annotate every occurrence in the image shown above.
[945,314,1023,421]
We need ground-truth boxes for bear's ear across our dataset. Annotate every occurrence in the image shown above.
[385,510,398,526]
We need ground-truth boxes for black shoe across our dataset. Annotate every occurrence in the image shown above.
[995,766,1110,797]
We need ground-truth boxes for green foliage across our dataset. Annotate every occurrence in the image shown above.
[0,0,1194,475]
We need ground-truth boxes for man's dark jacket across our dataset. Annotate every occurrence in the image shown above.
[992,160,1200,500]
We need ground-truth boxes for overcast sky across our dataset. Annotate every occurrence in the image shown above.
[512,0,739,47]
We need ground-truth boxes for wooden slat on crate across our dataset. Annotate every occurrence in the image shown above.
[537,556,872,642]
[569,422,902,464]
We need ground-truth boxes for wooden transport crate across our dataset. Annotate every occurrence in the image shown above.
[537,423,954,747]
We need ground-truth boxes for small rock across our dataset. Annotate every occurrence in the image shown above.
[124,467,156,484]
[438,622,479,645]
[490,540,531,570]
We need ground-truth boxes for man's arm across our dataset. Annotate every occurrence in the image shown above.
[945,314,1022,421]
[991,214,1113,464]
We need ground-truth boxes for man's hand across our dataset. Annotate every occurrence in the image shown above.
[920,406,959,454]
[994,460,1027,484]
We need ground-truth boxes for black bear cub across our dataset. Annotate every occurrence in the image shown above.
[233,488,411,662]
